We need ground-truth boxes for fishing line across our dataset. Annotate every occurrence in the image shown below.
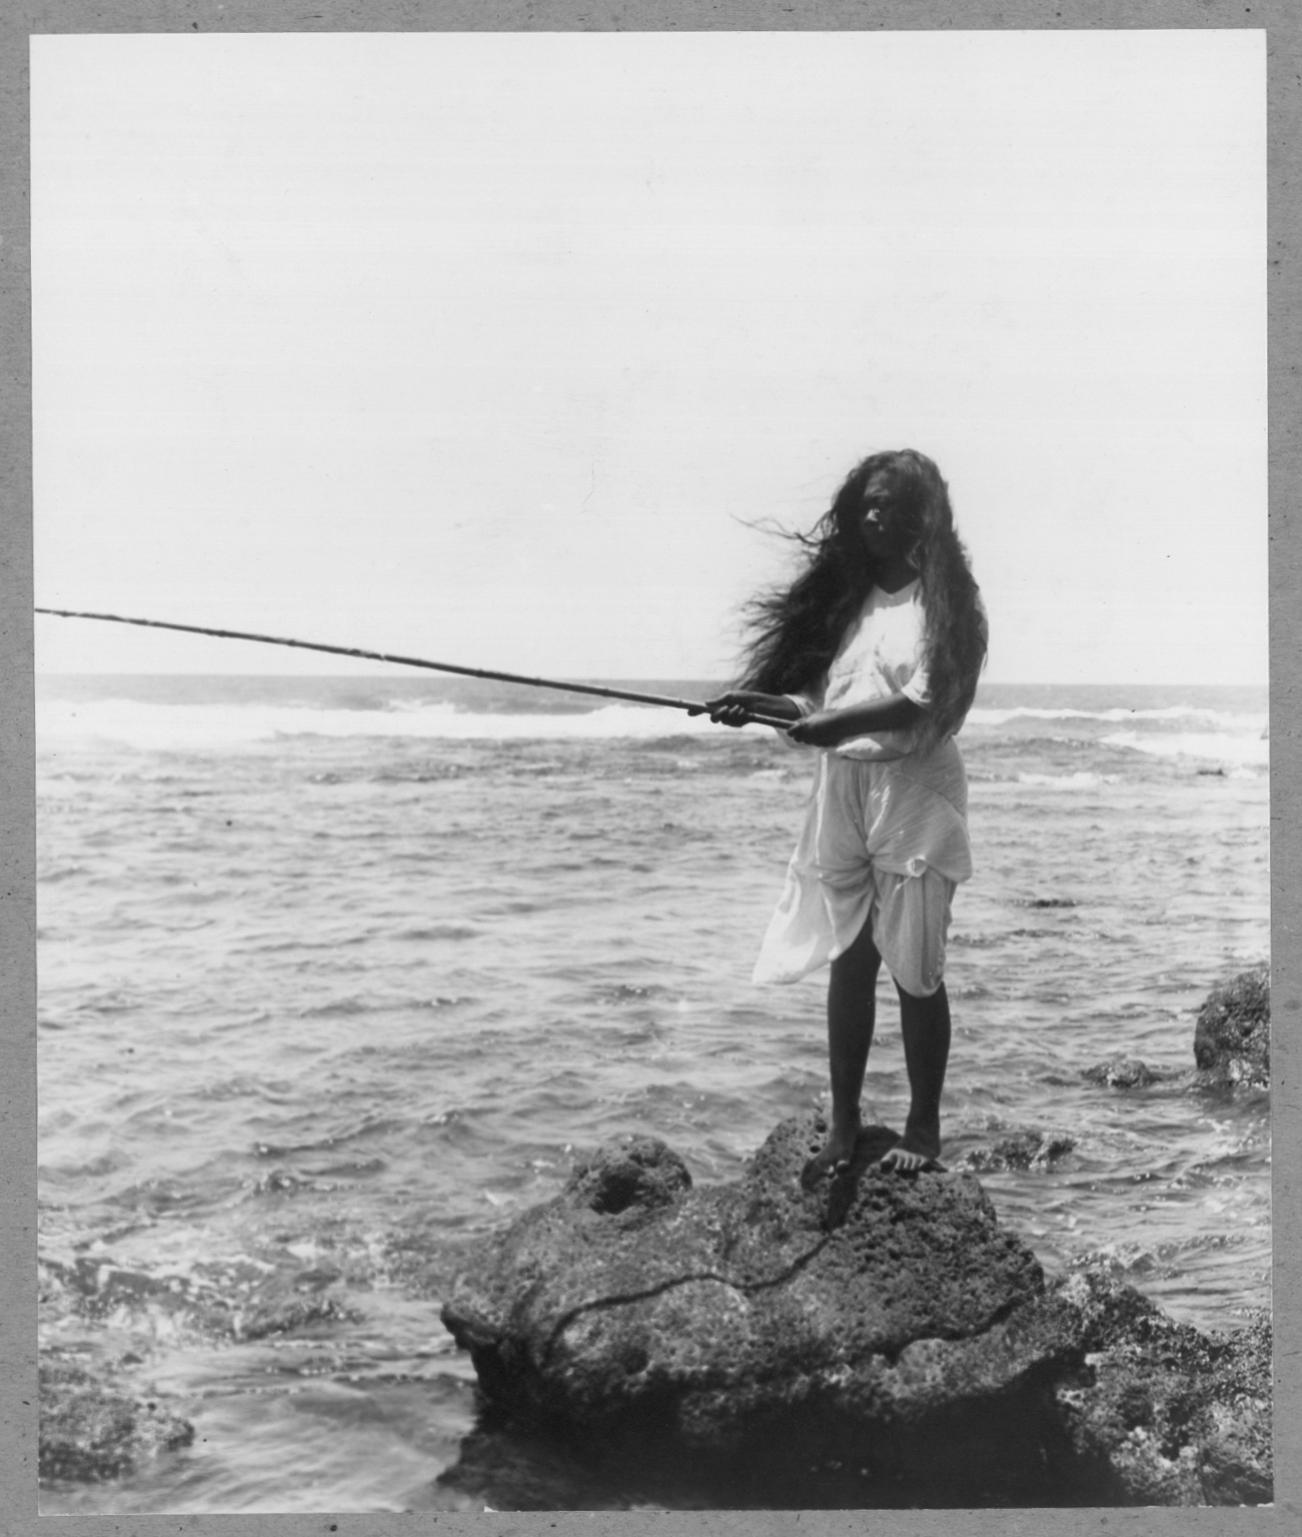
[34,607,795,729]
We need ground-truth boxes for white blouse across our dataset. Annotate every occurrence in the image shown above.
[788,581,931,761]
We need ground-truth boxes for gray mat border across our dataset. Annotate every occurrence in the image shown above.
[3,2,1296,1533]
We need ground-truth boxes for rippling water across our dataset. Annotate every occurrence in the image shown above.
[36,676,1270,1512]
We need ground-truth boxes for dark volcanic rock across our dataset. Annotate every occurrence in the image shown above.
[39,1358,194,1483]
[1081,969,1271,1095]
[959,1130,1076,1171]
[441,1114,1271,1507]
[1051,1271,1272,1506]
[567,1136,693,1216]
[39,1252,361,1343]
[445,1116,1076,1502]
[1193,965,1270,1088]
[1082,1057,1160,1090]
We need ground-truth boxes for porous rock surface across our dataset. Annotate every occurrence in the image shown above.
[37,1253,361,1485]
[441,1112,1272,1505]
[1193,964,1270,1088]
[957,1129,1076,1171]
[1081,1057,1161,1090]
[39,1358,194,1483]
[1082,965,1270,1095]
[1049,1271,1272,1507]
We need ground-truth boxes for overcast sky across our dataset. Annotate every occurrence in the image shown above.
[31,29,1265,684]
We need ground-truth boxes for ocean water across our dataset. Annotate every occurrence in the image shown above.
[35,674,1271,1512]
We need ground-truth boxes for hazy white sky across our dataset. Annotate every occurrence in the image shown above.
[32,29,1265,684]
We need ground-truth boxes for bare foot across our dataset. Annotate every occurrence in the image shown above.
[824,1161,861,1230]
[800,1120,861,1190]
[877,1134,943,1174]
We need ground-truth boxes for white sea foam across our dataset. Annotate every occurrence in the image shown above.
[37,693,1271,760]
[1101,730,1270,768]
[968,705,1267,732]
[35,697,733,750]
[1014,771,1120,789]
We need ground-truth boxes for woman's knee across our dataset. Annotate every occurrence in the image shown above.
[894,974,946,1005]
[832,917,882,983]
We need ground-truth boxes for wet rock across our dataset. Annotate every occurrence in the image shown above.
[1051,1270,1272,1506]
[441,1115,1271,1507]
[568,1137,693,1217]
[959,1131,1076,1171]
[1193,965,1269,1088]
[39,1256,173,1316]
[234,1284,360,1341]
[39,1358,194,1483]
[1082,1057,1160,1090]
[445,1115,1072,1503]
[39,1252,360,1344]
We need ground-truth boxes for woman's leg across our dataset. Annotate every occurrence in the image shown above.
[811,918,882,1174]
[879,981,951,1172]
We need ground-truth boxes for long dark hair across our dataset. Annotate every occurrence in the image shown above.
[738,449,987,746]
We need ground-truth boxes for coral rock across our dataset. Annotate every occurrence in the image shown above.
[39,1358,193,1483]
[1193,965,1270,1088]
[441,1114,1271,1507]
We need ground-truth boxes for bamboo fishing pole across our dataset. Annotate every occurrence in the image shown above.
[34,607,796,729]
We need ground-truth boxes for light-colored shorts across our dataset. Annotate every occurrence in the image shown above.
[860,864,957,999]
[752,751,967,996]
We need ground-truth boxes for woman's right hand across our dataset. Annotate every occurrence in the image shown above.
[691,691,800,728]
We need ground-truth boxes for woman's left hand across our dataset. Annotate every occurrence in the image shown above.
[785,710,847,748]
[692,691,798,728]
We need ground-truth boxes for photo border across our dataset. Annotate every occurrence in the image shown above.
[4,3,1296,1533]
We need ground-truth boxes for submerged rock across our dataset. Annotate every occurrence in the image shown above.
[959,1130,1076,1171]
[39,1358,194,1483]
[1082,1057,1160,1090]
[1081,968,1271,1095]
[38,1252,364,1484]
[441,1114,1271,1506]
[39,1251,362,1345]
[1194,965,1270,1088]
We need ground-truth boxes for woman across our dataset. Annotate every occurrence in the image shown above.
[707,449,986,1178]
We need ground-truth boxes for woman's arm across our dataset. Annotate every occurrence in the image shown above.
[786,692,924,747]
